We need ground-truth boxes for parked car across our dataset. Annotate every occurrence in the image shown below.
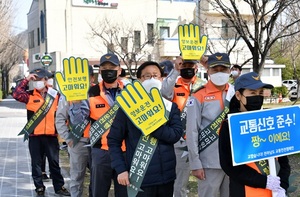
[289,88,300,101]
[282,80,297,91]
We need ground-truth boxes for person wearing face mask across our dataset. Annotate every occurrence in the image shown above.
[85,53,128,197]
[229,64,242,84]
[185,52,235,197]
[219,72,290,197]
[108,61,183,197]
[55,64,95,197]
[161,56,206,197]
[12,68,70,197]
[42,71,54,182]
[46,74,54,87]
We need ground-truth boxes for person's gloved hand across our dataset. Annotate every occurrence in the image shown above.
[266,175,281,191]
[276,187,287,197]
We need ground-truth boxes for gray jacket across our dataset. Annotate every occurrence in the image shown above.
[55,96,90,144]
[161,68,180,101]
[186,82,235,170]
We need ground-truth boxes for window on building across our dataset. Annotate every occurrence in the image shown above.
[147,23,154,45]
[37,28,40,46]
[160,26,169,39]
[121,37,128,53]
[273,68,280,76]
[134,31,141,50]
[242,68,251,74]
[221,19,235,39]
[28,30,34,49]
[262,68,271,76]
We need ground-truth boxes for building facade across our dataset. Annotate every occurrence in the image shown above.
[27,0,284,87]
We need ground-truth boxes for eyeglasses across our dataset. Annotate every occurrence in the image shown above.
[141,74,161,80]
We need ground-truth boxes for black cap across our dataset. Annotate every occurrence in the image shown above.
[30,68,53,78]
[99,53,120,66]
[235,72,274,91]
[159,60,174,76]
[207,52,231,68]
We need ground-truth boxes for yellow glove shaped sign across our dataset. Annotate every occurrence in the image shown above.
[116,81,168,136]
[55,57,90,101]
[178,23,208,60]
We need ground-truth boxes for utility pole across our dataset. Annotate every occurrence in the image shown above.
[44,0,48,54]
[196,0,201,26]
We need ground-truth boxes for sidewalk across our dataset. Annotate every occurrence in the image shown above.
[0,96,70,197]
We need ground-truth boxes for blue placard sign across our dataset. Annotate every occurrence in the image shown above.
[228,105,300,166]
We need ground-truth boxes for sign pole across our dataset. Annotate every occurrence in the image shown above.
[268,157,278,197]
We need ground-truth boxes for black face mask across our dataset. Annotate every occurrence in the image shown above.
[101,70,118,84]
[180,68,195,79]
[242,95,264,111]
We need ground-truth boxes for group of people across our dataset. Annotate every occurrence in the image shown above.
[12,52,290,197]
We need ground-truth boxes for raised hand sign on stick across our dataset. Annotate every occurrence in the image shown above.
[55,57,90,101]
[178,23,208,61]
[116,81,168,136]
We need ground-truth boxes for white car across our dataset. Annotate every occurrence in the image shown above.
[289,88,300,101]
[282,80,297,90]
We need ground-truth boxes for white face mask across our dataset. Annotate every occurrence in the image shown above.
[47,78,53,86]
[231,70,239,77]
[98,74,103,83]
[210,72,230,86]
[141,78,162,93]
[33,81,45,90]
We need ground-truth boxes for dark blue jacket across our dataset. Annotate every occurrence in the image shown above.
[108,102,183,187]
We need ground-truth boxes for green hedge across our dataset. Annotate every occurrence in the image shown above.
[272,86,288,97]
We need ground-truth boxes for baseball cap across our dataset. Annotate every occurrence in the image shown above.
[30,68,53,79]
[234,72,274,91]
[159,60,174,76]
[207,52,230,68]
[99,53,120,66]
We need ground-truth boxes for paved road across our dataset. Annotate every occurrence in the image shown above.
[0,96,70,197]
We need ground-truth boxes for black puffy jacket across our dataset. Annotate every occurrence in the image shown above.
[108,103,183,187]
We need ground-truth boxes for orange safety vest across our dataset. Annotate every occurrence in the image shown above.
[26,89,59,135]
[244,163,272,197]
[172,76,196,111]
[82,124,90,138]
[89,82,125,151]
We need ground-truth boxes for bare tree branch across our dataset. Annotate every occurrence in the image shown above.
[209,0,300,73]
